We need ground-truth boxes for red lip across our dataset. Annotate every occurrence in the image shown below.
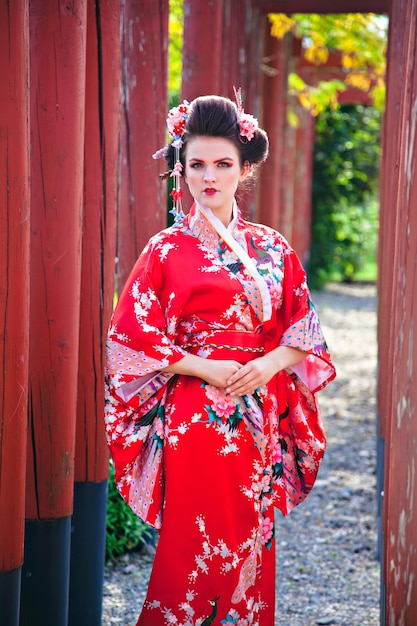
[204,188,217,195]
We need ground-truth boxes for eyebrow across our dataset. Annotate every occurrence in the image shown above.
[188,156,236,163]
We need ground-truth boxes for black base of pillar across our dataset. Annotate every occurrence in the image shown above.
[20,517,71,626]
[0,567,21,626]
[68,480,108,626]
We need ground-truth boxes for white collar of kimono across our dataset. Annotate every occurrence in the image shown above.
[195,199,272,322]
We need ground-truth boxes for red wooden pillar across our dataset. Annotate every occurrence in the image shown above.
[221,0,244,97]
[379,0,417,622]
[257,18,291,229]
[182,0,223,100]
[220,0,261,102]
[290,104,315,266]
[376,8,402,615]
[180,0,224,213]
[220,0,263,219]
[280,103,296,244]
[21,3,87,625]
[68,2,121,624]
[378,5,405,455]
[0,2,30,624]
[118,0,169,292]
[242,0,264,119]
[277,47,315,252]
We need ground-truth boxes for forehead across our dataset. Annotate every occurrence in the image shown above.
[185,136,240,161]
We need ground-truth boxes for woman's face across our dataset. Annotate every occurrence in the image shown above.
[184,136,249,224]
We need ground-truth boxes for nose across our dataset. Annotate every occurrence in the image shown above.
[203,167,216,183]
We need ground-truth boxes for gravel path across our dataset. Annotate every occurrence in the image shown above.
[102,282,380,626]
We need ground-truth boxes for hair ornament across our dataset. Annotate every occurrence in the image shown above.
[167,101,190,144]
[152,146,168,160]
[153,101,189,223]
[233,86,259,142]
[165,101,189,223]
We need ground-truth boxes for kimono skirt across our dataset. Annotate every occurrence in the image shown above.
[137,331,277,625]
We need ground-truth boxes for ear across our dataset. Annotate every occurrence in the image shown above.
[239,161,250,182]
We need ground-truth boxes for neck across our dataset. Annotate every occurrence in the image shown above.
[196,200,236,229]
[217,210,233,228]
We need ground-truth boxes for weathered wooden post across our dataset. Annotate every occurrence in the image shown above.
[220,0,262,103]
[376,10,399,623]
[179,0,224,211]
[378,0,417,621]
[220,0,263,219]
[0,2,30,625]
[258,18,291,230]
[291,105,315,266]
[68,2,121,625]
[20,3,87,625]
[117,0,169,292]
[182,0,223,100]
[238,0,264,119]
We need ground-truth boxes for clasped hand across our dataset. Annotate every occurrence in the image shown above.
[163,346,304,396]
[203,355,278,397]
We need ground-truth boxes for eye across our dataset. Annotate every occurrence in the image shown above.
[218,161,232,168]
[190,162,203,169]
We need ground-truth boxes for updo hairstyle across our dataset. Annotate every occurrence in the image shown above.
[165,95,269,174]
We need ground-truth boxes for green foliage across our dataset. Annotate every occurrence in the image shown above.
[289,72,346,117]
[309,104,381,289]
[106,460,153,561]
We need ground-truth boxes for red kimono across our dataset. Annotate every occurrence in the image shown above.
[105,203,335,625]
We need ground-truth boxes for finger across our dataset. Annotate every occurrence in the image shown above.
[227,365,250,385]
[226,376,255,395]
[226,373,249,391]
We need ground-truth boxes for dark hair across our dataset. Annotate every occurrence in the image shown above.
[165,95,269,173]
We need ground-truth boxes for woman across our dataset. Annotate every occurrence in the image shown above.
[105,94,336,625]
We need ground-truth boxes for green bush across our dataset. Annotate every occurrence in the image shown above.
[309,104,381,289]
[106,460,153,561]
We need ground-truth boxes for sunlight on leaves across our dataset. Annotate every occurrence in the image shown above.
[269,12,388,112]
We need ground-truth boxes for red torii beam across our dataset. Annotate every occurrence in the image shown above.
[0,2,30,624]
[259,0,389,12]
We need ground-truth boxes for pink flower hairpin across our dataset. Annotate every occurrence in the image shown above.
[233,86,258,142]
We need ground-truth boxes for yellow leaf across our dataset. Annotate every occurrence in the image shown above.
[269,14,296,39]
[287,109,300,129]
[345,72,371,92]
[342,53,360,70]
[304,43,329,66]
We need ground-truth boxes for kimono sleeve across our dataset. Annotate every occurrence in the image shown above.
[105,238,187,406]
[269,246,335,515]
[104,238,186,528]
[278,248,336,393]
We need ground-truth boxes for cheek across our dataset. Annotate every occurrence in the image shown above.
[227,170,242,186]
[184,166,197,183]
